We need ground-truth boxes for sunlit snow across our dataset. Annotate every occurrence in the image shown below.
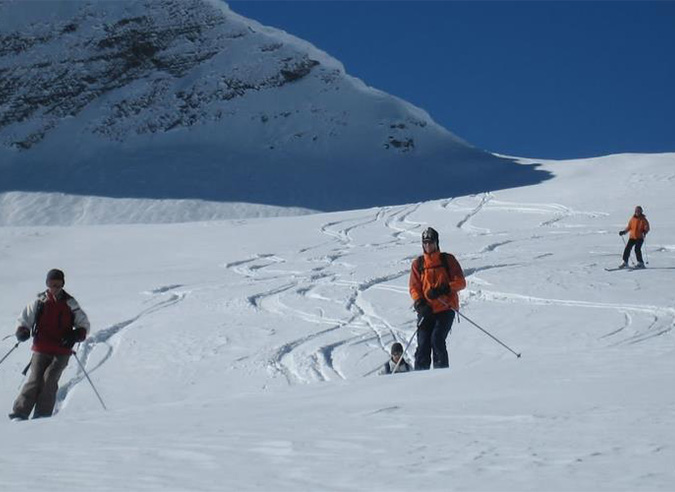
[1,152,674,491]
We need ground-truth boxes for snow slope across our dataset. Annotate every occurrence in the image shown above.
[0,0,549,222]
[1,152,674,491]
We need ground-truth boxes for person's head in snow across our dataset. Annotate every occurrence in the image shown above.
[45,268,65,296]
[379,342,411,375]
[422,227,439,254]
[390,342,404,363]
[8,269,91,421]
[409,227,466,370]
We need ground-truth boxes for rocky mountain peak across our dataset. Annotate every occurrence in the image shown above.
[0,0,549,220]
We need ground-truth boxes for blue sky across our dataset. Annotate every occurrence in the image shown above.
[227,1,675,160]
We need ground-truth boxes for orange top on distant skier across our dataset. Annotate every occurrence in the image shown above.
[622,206,650,240]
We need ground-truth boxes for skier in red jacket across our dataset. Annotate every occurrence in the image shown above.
[9,269,90,420]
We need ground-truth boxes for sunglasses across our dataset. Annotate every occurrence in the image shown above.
[422,240,435,244]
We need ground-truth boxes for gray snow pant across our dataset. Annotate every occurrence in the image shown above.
[12,352,70,419]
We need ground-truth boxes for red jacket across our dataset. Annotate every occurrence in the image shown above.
[18,290,90,356]
[409,251,466,313]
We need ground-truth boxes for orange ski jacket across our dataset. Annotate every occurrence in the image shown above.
[624,215,650,240]
[409,251,466,313]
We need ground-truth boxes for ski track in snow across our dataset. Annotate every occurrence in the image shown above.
[445,194,610,233]
[220,198,672,386]
[55,287,188,414]
[467,289,674,346]
[453,192,494,231]
[222,205,424,384]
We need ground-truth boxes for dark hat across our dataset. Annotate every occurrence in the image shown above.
[391,342,403,355]
[422,227,439,244]
[46,269,65,285]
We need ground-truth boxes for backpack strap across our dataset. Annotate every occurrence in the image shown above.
[416,253,451,277]
[440,253,450,276]
[416,255,425,275]
[31,298,45,338]
[30,290,74,337]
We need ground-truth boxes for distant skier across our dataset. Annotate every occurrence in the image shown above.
[8,269,90,421]
[409,227,466,370]
[379,342,412,375]
[618,206,650,269]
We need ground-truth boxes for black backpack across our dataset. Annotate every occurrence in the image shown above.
[383,359,411,374]
[30,290,73,337]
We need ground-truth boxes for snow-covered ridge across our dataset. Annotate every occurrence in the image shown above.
[0,0,550,222]
[0,191,312,226]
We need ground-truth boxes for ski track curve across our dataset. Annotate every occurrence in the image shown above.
[383,203,423,242]
[465,288,674,346]
[455,192,494,231]
[225,197,666,386]
[483,199,609,228]
[224,205,424,385]
[55,287,188,414]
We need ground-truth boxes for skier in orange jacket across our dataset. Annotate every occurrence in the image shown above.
[619,206,650,269]
[409,227,466,370]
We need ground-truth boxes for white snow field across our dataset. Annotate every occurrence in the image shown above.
[1,152,674,491]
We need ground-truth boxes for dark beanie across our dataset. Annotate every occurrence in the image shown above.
[46,269,65,285]
[422,227,439,244]
[391,342,403,355]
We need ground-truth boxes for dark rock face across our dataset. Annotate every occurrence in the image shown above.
[0,0,322,149]
[0,1,551,213]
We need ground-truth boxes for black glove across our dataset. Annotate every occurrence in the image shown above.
[619,230,627,236]
[61,327,87,348]
[426,283,451,300]
[414,299,433,318]
[16,326,30,343]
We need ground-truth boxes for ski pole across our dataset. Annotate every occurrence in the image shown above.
[71,351,107,410]
[435,298,521,358]
[620,235,635,267]
[455,310,521,358]
[0,342,19,367]
[363,315,423,377]
[390,316,424,374]
[2,333,14,341]
[643,238,649,265]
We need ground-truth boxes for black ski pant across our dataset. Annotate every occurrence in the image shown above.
[415,310,455,370]
[623,238,644,264]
